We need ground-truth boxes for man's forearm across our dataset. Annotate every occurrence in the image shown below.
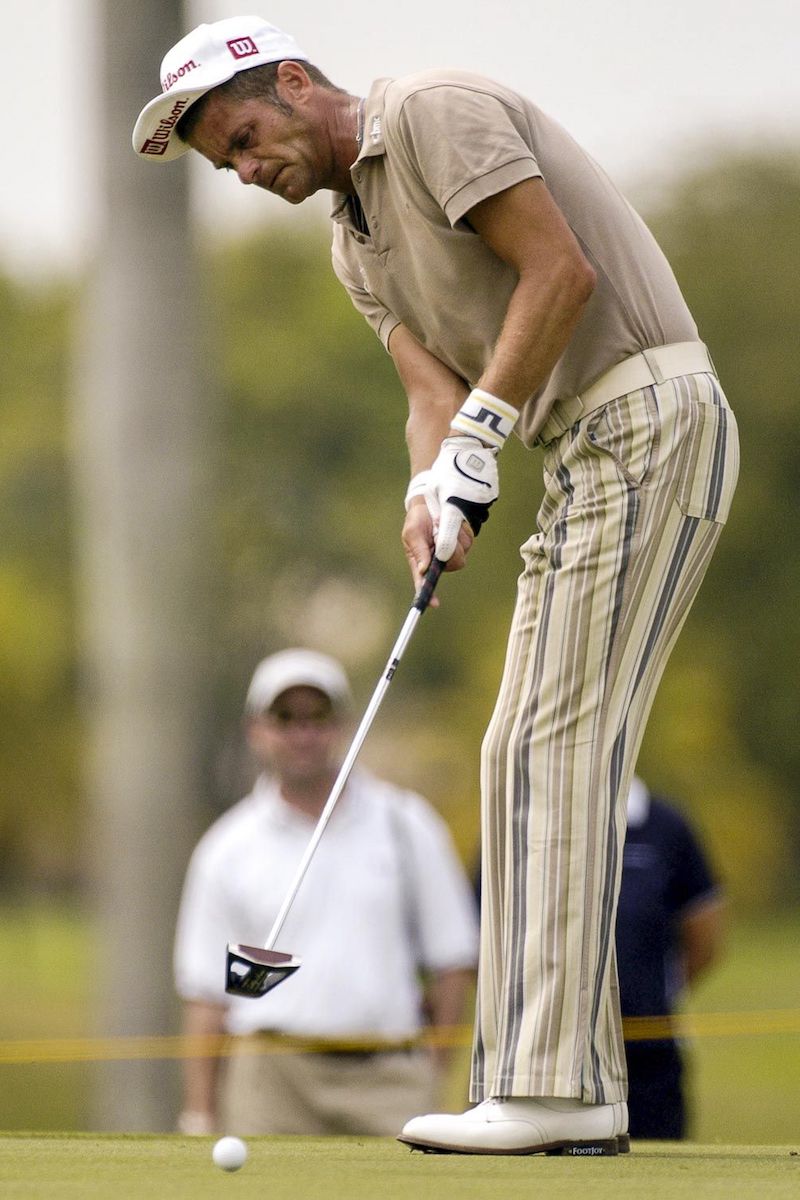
[425,967,475,1071]
[388,324,470,472]
[179,1000,228,1132]
[467,178,596,411]
[476,261,594,410]
[681,896,726,985]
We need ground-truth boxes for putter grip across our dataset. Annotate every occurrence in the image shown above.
[413,557,445,612]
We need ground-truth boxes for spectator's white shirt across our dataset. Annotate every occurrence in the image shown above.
[174,767,479,1038]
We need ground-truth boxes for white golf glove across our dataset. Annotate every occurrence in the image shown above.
[424,436,499,562]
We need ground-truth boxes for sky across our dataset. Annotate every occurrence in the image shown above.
[4,0,799,279]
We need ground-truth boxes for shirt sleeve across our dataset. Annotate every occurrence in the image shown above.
[665,808,719,914]
[395,792,480,972]
[393,82,542,227]
[173,833,238,1005]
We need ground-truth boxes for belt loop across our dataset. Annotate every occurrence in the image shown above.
[548,414,568,441]
[641,348,664,385]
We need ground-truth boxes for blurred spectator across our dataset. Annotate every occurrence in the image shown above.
[616,775,726,1139]
[174,649,478,1135]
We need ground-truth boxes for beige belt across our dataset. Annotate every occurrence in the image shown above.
[536,341,716,444]
[241,1030,418,1058]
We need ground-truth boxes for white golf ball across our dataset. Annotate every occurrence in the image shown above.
[212,1135,247,1171]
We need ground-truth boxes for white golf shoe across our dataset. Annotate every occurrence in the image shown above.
[398,1096,629,1156]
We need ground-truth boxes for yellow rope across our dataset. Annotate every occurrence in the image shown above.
[0,1009,798,1065]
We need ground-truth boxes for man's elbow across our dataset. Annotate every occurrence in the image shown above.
[537,249,595,322]
[569,252,597,310]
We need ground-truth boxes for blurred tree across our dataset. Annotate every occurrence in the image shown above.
[0,278,78,891]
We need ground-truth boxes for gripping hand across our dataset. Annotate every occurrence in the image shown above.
[424,436,499,562]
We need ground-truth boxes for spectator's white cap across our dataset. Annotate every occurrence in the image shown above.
[245,649,352,716]
[132,16,308,162]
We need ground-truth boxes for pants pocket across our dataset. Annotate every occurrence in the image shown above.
[581,394,655,490]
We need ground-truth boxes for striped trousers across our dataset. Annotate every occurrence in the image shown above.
[471,370,738,1105]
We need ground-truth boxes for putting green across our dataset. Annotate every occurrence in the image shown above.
[0,1135,798,1200]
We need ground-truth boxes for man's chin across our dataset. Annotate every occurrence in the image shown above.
[268,170,318,205]
[283,766,333,787]
[281,183,316,206]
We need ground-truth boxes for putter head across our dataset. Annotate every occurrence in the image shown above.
[225,944,302,998]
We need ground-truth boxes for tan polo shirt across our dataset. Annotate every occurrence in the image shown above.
[330,70,698,446]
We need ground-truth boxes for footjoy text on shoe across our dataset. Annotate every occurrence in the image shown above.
[550,1143,617,1156]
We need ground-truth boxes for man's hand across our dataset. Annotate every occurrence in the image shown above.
[402,496,473,599]
[177,1109,216,1135]
[425,436,499,561]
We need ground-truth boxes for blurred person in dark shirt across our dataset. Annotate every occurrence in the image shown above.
[616,776,726,1139]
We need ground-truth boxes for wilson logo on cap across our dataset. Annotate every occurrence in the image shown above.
[227,36,259,59]
[139,98,190,154]
[140,139,169,156]
[161,59,199,92]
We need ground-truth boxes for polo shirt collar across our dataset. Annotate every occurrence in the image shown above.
[330,77,390,221]
[357,77,390,160]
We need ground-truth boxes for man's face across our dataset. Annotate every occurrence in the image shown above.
[186,85,334,205]
[248,685,341,786]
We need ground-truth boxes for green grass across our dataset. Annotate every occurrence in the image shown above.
[686,911,800,1144]
[0,1136,798,1200]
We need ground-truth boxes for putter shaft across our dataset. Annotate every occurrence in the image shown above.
[263,558,444,951]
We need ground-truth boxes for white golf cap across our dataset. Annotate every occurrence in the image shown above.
[245,649,352,716]
[132,15,308,162]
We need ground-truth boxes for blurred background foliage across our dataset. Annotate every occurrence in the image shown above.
[1,150,799,914]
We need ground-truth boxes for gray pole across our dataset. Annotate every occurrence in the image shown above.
[73,0,215,1130]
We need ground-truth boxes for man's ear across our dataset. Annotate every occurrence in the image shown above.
[275,59,313,102]
[244,716,264,752]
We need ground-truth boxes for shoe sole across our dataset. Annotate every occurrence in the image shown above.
[398,1133,630,1157]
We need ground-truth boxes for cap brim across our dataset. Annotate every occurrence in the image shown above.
[132,85,216,161]
[245,676,352,715]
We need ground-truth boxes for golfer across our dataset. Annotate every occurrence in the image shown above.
[134,16,739,1154]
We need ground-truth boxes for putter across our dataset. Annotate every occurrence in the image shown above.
[225,557,445,998]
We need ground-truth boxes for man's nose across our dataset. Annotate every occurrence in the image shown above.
[236,157,258,186]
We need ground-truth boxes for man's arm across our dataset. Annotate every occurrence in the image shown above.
[395,178,595,585]
[389,324,473,588]
[389,324,470,476]
[679,894,726,986]
[423,966,475,1077]
[466,177,596,407]
[177,999,228,1134]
